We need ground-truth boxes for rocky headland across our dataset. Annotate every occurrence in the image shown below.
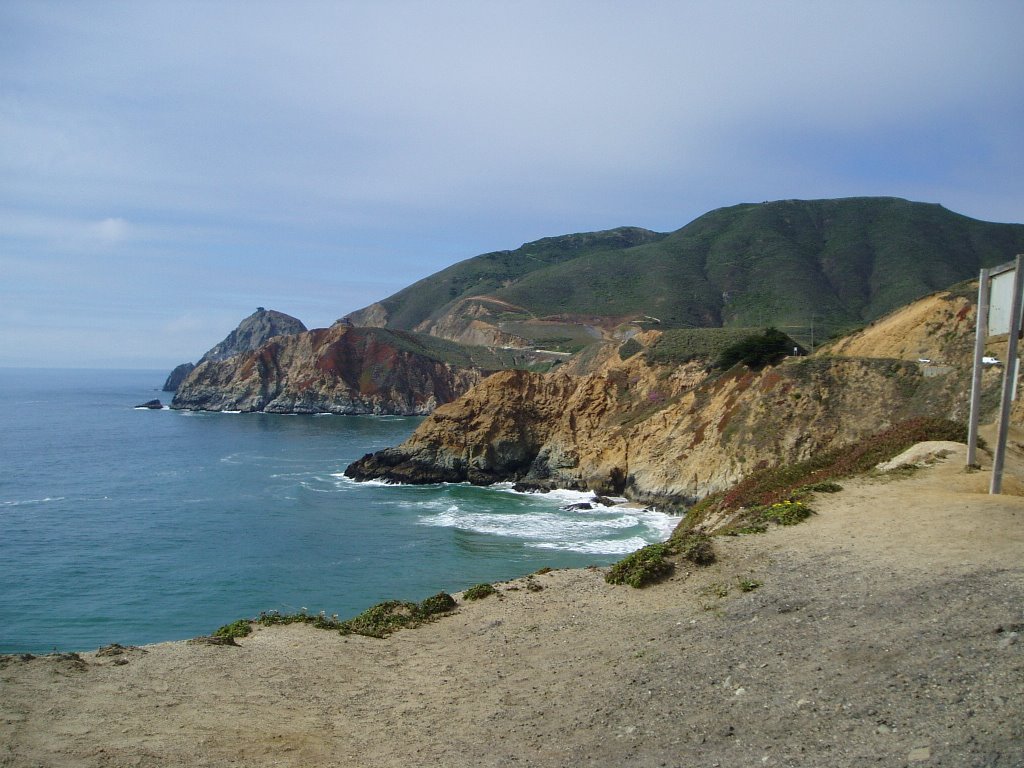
[162,308,307,392]
[170,324,508,415]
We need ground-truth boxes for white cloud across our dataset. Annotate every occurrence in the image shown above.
[89,217,130,245]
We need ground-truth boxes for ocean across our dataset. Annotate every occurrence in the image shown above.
[0,368,679,654]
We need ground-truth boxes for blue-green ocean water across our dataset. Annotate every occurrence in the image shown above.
[0,369,679,654]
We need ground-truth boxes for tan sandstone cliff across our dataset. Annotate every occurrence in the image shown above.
[348,286,1004,504]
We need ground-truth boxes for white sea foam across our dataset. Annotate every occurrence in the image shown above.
[330,473,396,487]
[529,535,652,555]
[416,501,681,554]
[2,496,66,507]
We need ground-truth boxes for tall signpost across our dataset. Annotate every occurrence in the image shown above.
[978,255,1024,494]
[966,268,990,467]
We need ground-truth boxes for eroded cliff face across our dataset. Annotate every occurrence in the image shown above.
[171,326,483,414]
[347,288,993,504]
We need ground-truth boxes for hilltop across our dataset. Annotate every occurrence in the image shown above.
[346,197,1024,352]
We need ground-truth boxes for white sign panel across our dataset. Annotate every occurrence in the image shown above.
[988,268,1020,336]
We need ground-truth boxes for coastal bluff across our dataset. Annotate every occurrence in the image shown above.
[347,287,991,507]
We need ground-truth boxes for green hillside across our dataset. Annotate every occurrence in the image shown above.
[355,227,663,330]
[352,198,1024,348]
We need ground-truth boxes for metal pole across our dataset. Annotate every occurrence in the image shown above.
[967,268,990,467]
[990,254,1024,494]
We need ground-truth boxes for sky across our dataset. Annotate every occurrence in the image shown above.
[2,1,1023,370]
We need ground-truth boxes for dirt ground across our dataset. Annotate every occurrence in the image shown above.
[2,439,1023,768]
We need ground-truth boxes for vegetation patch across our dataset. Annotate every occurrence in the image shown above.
[737,578,762,592]
[213,592,460,642]
[605,532,716,588]
[800,481,843,493]
[618,337,643,360]
[759,500,814,526]
[679,417,967,535]
[605,542,676,588]
[646,328,759,366]
[463,583,497,600]
[338,600,423,638]
[716,327,799,370]
[419,591,458,616]
[213,619,253,640]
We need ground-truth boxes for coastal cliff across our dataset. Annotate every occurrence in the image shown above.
[347,287,994,504]
[171,325,493,414]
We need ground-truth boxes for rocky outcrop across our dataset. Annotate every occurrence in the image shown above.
[162,309,306,392]
[200,308,307,364]
[162,363,195,392]
[171,325,485,414]
[347,289,994,505]
[346,370,580,484]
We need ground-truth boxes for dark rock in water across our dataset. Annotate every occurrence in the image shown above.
[512,481,557,493]
[162,362,195,392]
[136,399,163,409]
[562,502,595,511]
[344,449,485,485]
[591,495,617,507]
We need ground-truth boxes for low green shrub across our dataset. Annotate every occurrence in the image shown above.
[463,583,497,601]
[213,619,252,639]
[605,542,675,588]
[618,337,643,360]
[675,531,716,565]
[605,532,716,588]
[217,591,461,642]
[338,600,423,638]
[760,500,814,526]
[800,481,843,493]
[419,592,458,616]
[737,578,762,592]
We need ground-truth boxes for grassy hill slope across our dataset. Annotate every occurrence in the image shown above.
[349,197,1024,349]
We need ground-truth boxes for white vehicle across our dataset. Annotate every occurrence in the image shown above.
[982,356,1002,365]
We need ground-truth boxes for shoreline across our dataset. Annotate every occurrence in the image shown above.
[0,485,679,658]
[3,443,1023,767]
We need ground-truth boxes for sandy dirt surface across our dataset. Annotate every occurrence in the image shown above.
[2,441,1023,768]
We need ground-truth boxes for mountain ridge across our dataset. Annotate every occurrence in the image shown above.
[345,197,1024,351]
